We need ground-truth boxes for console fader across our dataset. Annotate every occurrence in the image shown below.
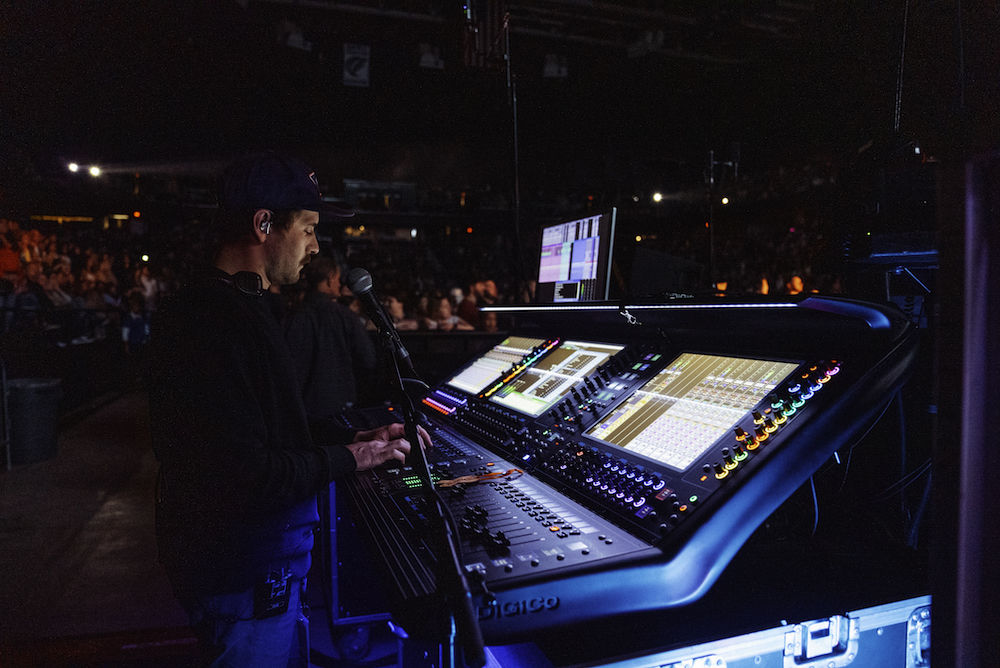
[338,297,918,642]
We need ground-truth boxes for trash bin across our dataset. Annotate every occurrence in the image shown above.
[6,378,62,466]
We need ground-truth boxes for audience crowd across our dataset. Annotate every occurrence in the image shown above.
[0,174,844,355]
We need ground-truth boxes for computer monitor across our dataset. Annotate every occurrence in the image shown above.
[535,209,617,303]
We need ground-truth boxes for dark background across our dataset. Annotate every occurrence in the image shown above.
[3,1,995,227]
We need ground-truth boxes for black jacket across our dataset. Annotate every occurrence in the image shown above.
[148,267,357,594]
[284,291,377,418]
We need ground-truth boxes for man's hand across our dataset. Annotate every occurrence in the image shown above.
[348,422,432,471]
[346,436,411,471]
[355,422,433,452]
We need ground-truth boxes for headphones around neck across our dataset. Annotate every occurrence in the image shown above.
[232,271,263,296]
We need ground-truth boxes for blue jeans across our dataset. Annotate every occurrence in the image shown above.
[179,576,309,668]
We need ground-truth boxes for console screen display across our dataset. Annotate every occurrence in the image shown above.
[445,336,547,395]
[489,341,623,417]
[586,353,799,472]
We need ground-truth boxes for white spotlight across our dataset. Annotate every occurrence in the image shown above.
[68,163,79,172]
[89,166,101,177]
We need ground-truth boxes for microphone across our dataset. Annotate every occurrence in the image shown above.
[345,267,415,377]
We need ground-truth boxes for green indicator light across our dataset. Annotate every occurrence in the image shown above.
[689,495,698,504]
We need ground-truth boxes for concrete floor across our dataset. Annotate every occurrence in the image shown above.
[0,392,505,668]
[0,391,195,666]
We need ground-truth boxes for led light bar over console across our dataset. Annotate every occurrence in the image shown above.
[339,296,919,644]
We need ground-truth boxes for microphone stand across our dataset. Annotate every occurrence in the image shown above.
[377,328,486,668]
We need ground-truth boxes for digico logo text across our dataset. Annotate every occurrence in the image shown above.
[478,596,560,621]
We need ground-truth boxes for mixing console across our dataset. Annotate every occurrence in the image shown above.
[336,296,918,642]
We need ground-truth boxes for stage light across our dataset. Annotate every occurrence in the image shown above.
[141,255,150,262]
[68,163,79,172]
[652,192,663,202]
[133,211,141,218]
[635,235,642,242]
[410,228,417,238]
[89,166,101,177]
[721,197,729,205]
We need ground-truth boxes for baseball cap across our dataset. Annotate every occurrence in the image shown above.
[218,151,353,219]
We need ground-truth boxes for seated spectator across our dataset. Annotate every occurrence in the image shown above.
[384,294,418,331]
[456,277,500,329]
[0,233,22,277]
[480,310,499,333]
[421,291,473,332]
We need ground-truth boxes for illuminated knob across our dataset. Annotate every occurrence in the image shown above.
[733,443,746,460]
[711,461,726,477]
[722,448,734,466]
[763,418,776,433]
[752,410,764,424]
[734,426,747,441]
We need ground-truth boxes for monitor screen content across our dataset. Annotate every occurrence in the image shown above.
[490,341,624,417]
[536,209,616,303]
[586,353,800,472]
[444,336,548,396]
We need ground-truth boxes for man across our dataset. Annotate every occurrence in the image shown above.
[456,277,499,330]
[285,256,376,417]
[148,152,427,667]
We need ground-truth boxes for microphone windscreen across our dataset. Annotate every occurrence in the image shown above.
[346,267,373,295]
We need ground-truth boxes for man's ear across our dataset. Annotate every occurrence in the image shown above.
[252,209,273,242]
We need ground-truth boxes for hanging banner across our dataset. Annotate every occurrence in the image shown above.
[343,44,370,87]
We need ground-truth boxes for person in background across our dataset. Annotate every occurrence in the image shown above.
[0,233,22,277]
[458,277,500,330]
[121,291,151,387]
[421,291,473,331]
[148,152,428,668]
[284,256,377,417]
[384,293,418,331]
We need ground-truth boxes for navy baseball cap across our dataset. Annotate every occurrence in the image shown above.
[218,151,353,218]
